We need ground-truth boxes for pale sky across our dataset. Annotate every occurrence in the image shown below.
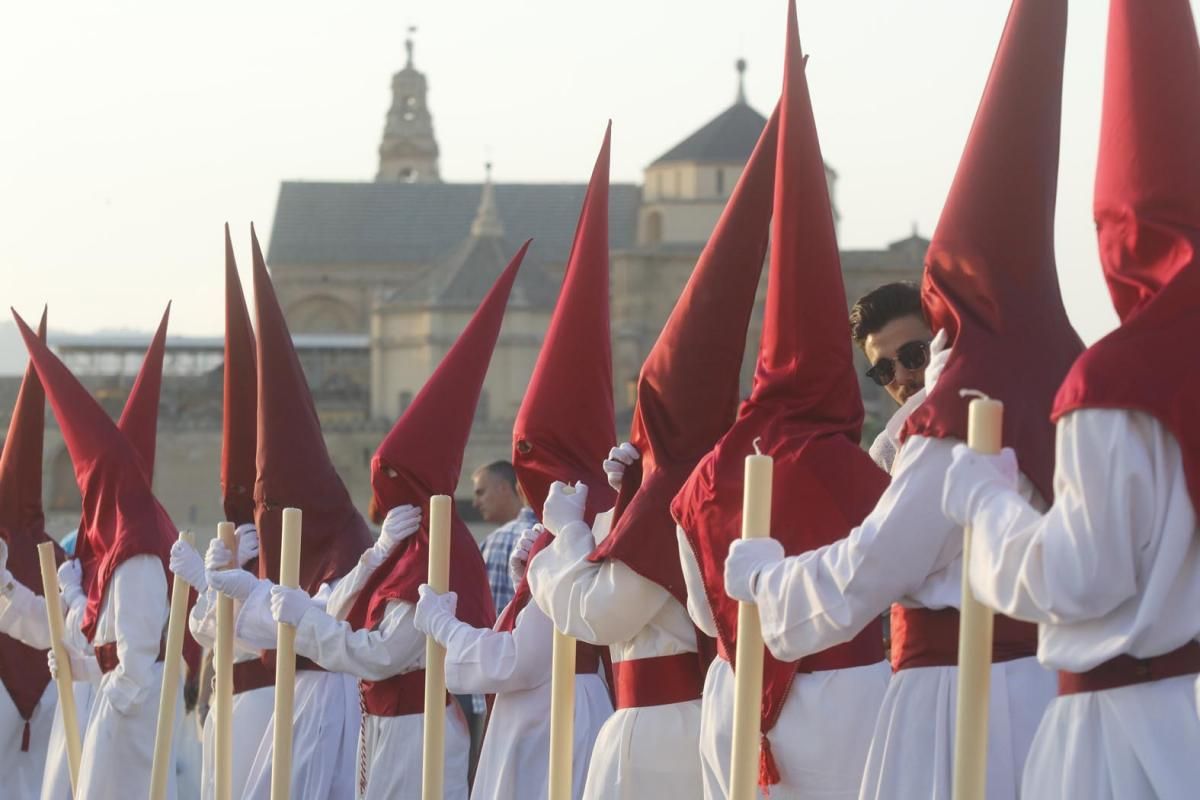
[2,0,1191,344]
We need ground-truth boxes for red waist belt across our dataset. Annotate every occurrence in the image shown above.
[95,641,166,674]
[575,645,601,676]
[232,659,275,694]
[611,653,703,710]
[1057,641,1200,696]
[890,605,1037,672]
[717,621,883,673]
[361,669,450,718]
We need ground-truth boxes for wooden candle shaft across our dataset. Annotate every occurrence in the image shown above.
[729,453,773,800]
[214,521,237,800]
[150,530,196,800]
[270,508,303,800]
[422,495,452,800]
[952,398,1003,800]
[547,627,577,800]
[38,542,82,796]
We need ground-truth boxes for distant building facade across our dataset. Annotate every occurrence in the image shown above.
[27,38,925,539]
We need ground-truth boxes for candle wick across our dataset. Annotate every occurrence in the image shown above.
[752,437,763,456]
[959,388,992,402]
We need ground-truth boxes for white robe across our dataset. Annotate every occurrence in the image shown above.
[441,596,612,800]
[748,404,1055,800]
[963,408,1200,799]
[232,579,361,800]
[528,510,703,800]
[77,554,180,800]
[187,585,275,800]
[0,573,99,800]
[0,579,57,800]
[676,527,890,800]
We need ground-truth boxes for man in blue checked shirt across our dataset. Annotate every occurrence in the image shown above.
[473,460,536,612]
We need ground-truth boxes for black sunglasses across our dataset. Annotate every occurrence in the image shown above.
[865,340,930,387]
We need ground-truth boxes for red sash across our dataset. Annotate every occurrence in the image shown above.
[611,653,703,710]
[1057,641,1200,696]
[232,659,275,694]
[94,641,165,674]
[360,669,450,718]
[889,605,1037,672]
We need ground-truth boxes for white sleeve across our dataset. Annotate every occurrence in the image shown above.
[750,436,961,661]
[323,545,387,622]
[444,603,553,695]
[675,526,718,638]
[0,579,52,649]
[188,587,218,649]
[293,599,425,681]
[966,410,1150,624]
[105,556,169,714]
[527,519,671,645]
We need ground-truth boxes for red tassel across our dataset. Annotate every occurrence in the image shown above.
[758,732,782,792]
[21,719,31,752]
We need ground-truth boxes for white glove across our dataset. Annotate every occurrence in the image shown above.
[205,538,237,572]
[508,525,542,587]
[169,539,207,591]
[0,538,8,575]
[724,538,786,603]
[208,568,258,601]
[941,445,1019,527]
[603,442,640,491]
[413,585,462,647]
[542,482,588,535]
[235,524,260,566]
[925,329,952,391]
[57,560,84,609]
[47,648,59,680]
[269,585,313,627]
[376,504,422,556]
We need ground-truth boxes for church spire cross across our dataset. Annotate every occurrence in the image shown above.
[735,58,748,104]
[405,25,417,69]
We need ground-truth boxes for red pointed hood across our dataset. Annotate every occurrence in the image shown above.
[591,106,780,598]
[250,225,372,594]
[901,0,1082,502]
[0,309,49,541]
[672,2,889,778]
[1053,0,1200,510]
[222,226,257,526]
[512,125,616,523]
[13,310,175,642]
[0,308,63,733]
[117,304,170,482]
[344,243,529,632]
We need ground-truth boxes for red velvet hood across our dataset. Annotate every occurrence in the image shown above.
[222,225,257,526]
[117,304,169,483]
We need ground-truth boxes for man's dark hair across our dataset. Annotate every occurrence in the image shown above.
[849,281,924,349]
[475,460,518,493]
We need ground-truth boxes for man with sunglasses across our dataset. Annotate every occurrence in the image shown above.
[853,281,932,408]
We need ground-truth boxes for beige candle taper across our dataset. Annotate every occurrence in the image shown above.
[547,625,577,800]
[729,443,773,800]
[150,530,196,800]
[952,393,1003,800]
[38,541,82,795]
[422,494,452,800]
[213,521,238,800]
[270,508,303,800]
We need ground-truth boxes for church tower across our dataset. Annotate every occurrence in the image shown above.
[377,28,441,183]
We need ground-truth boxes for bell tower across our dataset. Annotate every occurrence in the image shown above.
[377,27,441,183]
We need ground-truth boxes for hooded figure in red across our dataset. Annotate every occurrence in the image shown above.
[899,0,1082,500]
[673,2,888,789]
[14,311,180,644]
[599,105,778,603]
[250,226,373,593]
[222,225,258,529]
[342,242,528,637]
[0,310,63,755]
[1052,0,1200,505]
[511,125,617,525]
